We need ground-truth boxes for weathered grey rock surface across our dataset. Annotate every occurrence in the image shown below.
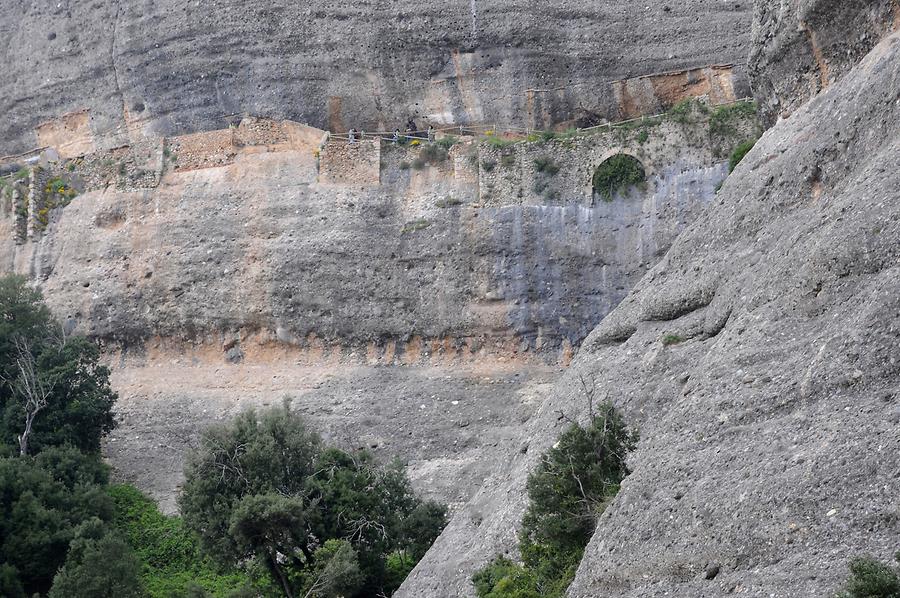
[750,0,899,122]
[399,27,900,598]
[0,124,736,358]
[0,0,751,153]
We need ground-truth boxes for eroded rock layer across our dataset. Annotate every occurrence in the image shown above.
[750,0,900,122]
[400,28,900,598]
[0,0,751,153]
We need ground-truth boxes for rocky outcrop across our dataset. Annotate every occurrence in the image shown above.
[750,0,900,123]
[400,26,900,598]
[0,0,751,154]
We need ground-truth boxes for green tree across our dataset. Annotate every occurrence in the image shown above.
[179,401,323,564]
[0,275,117,456]
[180,402,447,597]
[473,401,637,598]
[519,403,636,590]
[300,540,364,598]
[0,451,115,595]
[48,519,143,598]
[0,275,52,385]
[0,563,26,598]
[228,493,316,597]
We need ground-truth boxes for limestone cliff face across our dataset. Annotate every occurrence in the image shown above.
[750,0,900,123]
[0,0,751,154]
[400,22,900,598]
[0,116,741,360]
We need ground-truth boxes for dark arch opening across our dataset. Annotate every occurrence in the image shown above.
[591,154,646,201]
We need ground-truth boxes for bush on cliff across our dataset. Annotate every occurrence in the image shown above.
[179,401,447,597]
[472,402,637,598]
[729,139,757,172]
[836,555,900,598]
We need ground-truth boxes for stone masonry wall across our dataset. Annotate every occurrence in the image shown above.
[476,104,760,208]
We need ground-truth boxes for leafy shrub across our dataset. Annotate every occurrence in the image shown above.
[636,129,650,144]
[48,521,143,598]
[473,402,637,598]
[398,161,411,170]
[473,558,539,598]
[436,197,464,208]
[709,100,758,138]
[501,153,516,168]
[592,154,646,201]
[729,139,757,173]
[485,136,515,148]
[668,98,708,124]
[0,453,116,595]
[436,136,459,150]
[482,160,497,172]
[533,157,560,176]
[661,334,684,346]
[836,556,900,598]
[107,484,255,597]
[420,143,449,164]
[401,219,431,234]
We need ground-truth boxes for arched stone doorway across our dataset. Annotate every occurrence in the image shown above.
[591,153,647,202]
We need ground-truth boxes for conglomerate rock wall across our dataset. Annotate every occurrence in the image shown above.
[0,0,751,154]
[749,0,900,122]
[399,24,900,598]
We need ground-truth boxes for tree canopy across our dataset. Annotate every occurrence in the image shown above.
[180,401,447,597]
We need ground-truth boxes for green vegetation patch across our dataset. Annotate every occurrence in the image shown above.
[592,154,646,201]
[729,139,757,173]
[661,334,684,346]
[436,136,459,150]
[484,135,516,149]
[472,402,637,598]
[533,157,560,176]
[836,555,900,598]
[709,100,758,138]
[668,98,709,124]
[420,143,450,165]
[107,484,257,597]
[436,197,464,208]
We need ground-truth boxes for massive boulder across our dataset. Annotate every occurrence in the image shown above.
[0,0,751,154]
[400,24,900,598]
